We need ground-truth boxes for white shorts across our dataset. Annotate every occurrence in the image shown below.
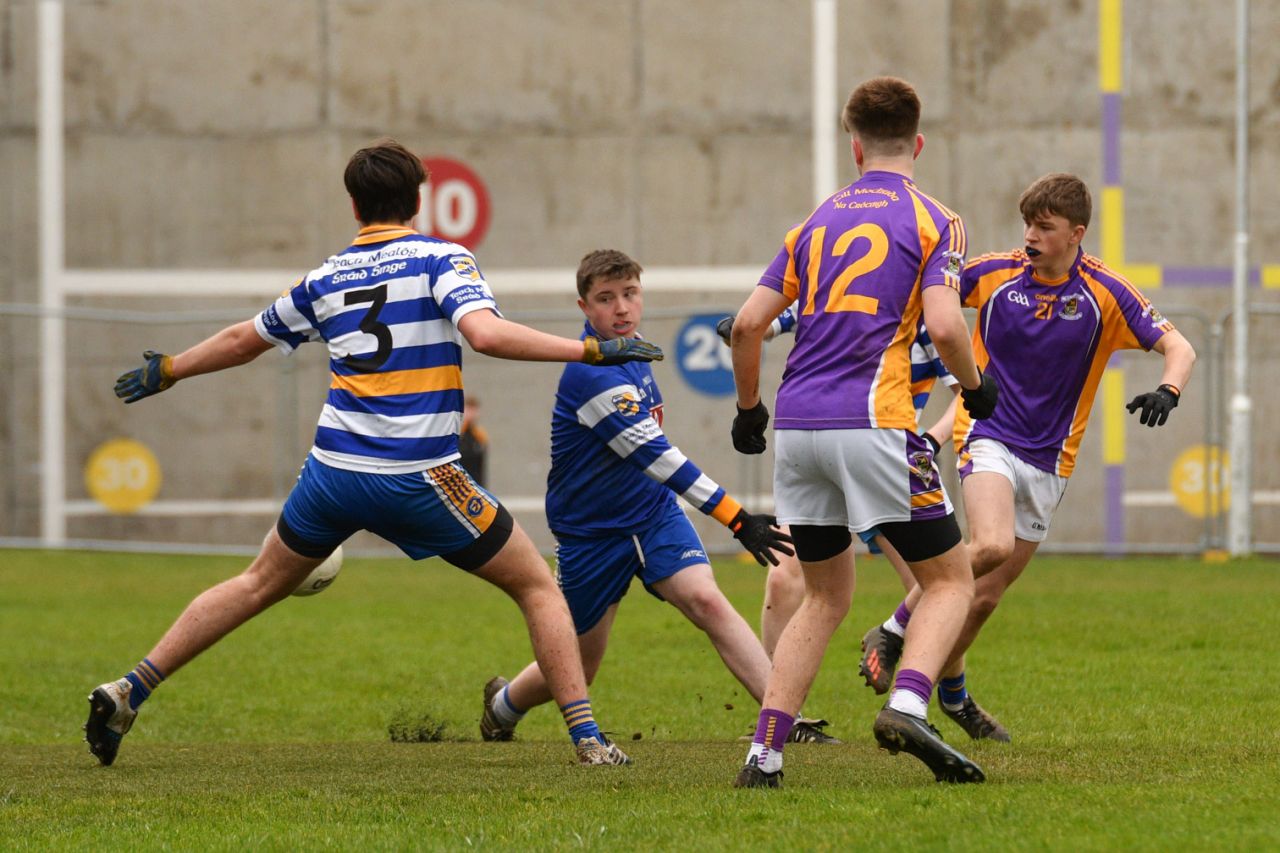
[960,438,1068,542]
[773,428,953,533]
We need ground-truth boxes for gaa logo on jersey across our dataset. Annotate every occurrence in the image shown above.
[1007,290,1031,307]
[612,392,641,416]
[449,255,481,281]
[465,496,485,517]
[909,451,935,487]
[1058,293,1085,321]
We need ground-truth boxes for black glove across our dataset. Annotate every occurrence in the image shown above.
[960,370,999,420]
[583,336,664,365]
[114,350,176,403]
[716,315,735,346]
[732,401,770,454]
[727,509,795,567]
[923,432,942,456]
[1126,384,1179,427]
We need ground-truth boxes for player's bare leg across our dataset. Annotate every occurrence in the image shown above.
[860,472,1015,693]
[476,532,628,764]
[85,528,323,765]
[499,605,618,713]
[655,563,772,702]
[872,537,984,782]
[761,550,804,658]
[735,546,853,787]
[874,534,917,592]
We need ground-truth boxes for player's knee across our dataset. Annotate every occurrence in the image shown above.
[970,540,1014,575]
[970,586,1003,621]
[764,563,803,607]
[683,587,731,627]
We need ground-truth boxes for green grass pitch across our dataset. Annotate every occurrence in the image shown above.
[2,547,1279,850]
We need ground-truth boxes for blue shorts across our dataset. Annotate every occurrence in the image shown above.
[859,527,884,555]
[554,502,709,634]
[279,455,511,569]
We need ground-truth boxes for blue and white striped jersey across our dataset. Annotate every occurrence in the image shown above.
[545,323,743,538]
[254,225,499,474]
[909,324,958,418]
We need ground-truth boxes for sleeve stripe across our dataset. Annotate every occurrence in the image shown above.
[605,420,659,459]
[644,447,688,483]
[576,384,639,428]
[684,474,720,507]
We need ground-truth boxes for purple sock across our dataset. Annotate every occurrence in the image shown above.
[893,668,933,705]
[753,708,795,750]
[893,601,913,627]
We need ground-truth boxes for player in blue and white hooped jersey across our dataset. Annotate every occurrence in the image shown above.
[478,250,793,743]
[85,140,663,769]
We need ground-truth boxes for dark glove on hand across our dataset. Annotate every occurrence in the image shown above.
[731,401,770,454]
[923,432,942,456]
[716,315,735,346]
[114,350,176,403]
[1126,384,1179,427]
[583,336,665,365]
[960,370,999,420]
[727,509,795,567]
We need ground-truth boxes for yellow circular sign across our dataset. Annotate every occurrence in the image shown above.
[1168,444,1229,519]
[85,438,162,514]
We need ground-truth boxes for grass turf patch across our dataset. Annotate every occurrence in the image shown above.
[2,549,1279,849]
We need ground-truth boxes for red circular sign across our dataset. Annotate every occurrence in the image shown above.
[418,157,491,250]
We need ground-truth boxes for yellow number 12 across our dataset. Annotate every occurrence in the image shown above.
[802,223,888,315]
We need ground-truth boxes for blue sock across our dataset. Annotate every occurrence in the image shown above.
[123,658,165,710]
[560,699,602,744]
[938,672,967,711]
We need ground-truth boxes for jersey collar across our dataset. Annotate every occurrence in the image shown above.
[353,224,418,245]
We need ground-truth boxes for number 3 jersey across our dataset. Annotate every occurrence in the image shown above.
[955,248,1175,478]
[758,170,967,431]
[254,225,499,474]
[545,323,743,538]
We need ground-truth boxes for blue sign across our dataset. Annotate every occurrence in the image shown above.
[675,314,737,397]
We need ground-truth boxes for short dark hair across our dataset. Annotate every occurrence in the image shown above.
[840,76,921,157]
[1019,173,1092,229]
[576,249,643,299]
[344,138,426,225]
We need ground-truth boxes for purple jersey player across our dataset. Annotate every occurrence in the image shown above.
[858,173,1197,743]
[728,77,999,789]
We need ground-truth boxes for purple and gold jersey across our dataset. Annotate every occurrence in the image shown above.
[955,248,1175,477]
[758,171,966,430]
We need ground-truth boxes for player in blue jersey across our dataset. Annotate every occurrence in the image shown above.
[84,139,662,769]
[479,250,795,743]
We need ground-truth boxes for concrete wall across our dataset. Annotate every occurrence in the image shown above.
[3,0,1278,552]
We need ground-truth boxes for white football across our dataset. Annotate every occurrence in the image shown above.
[292,545,343,597]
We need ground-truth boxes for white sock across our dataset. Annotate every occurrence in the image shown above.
[887,688,929,719]
[881,614,907,638]
[746,741,783,774]
[492,685,526,728]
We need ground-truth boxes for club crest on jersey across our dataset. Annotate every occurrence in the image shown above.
[612,391,641,417]
[942,250,965,280]
[1058,293,1085,320]
[1143,304,1167,326]
[910,452,935,487]
[449,255,480,281]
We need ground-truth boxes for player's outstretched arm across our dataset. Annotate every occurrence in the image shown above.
[1127,329,1196,427]
[922,390,960,455]
[457,308,662,365]
[114,319,272,403]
